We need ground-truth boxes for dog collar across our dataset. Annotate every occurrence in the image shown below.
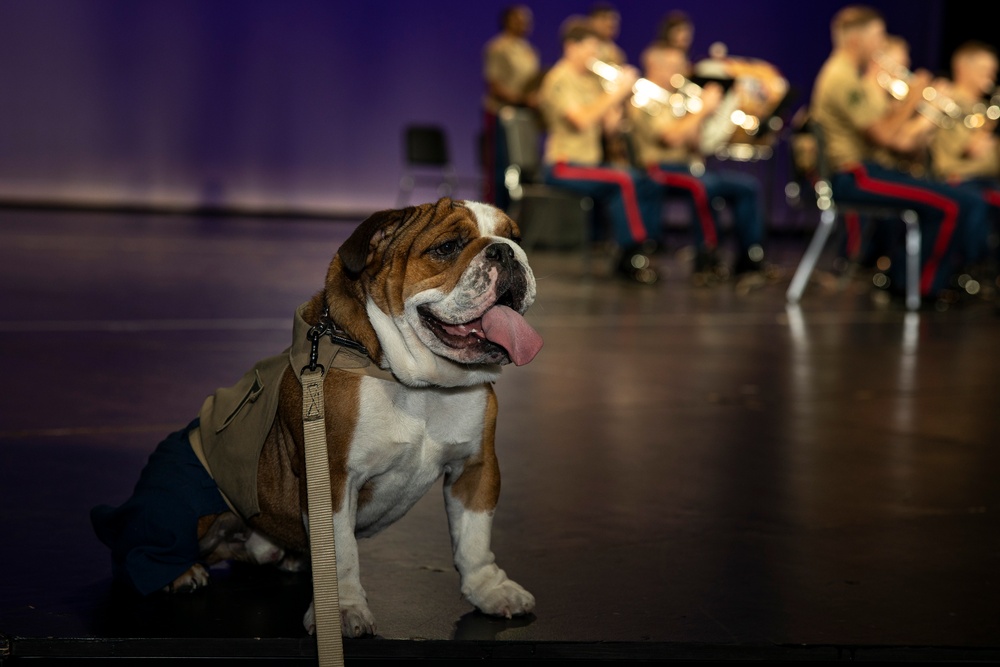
[289,303,398,384]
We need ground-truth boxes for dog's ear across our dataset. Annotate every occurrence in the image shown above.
[338,208,406,279]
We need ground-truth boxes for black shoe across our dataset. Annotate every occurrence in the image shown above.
[615,246,659,285]
[692,248,728,286]
[732,244,766,276]
[732,245,783,294]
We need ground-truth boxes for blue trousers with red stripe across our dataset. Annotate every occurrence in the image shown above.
[646,163,764,254]
[831,162,988,295]
[543,161,662,247]
[947,177,999,266]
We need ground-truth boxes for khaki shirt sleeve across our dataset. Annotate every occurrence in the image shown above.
[628,105,662,165]
[826,66,883,132]
[483,40,505,83]
[540,68,575,122]
[931,125,969,179]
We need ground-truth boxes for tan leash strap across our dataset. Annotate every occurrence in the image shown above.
[301,367,344,667]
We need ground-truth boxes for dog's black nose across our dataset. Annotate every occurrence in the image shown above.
[485,243,516,267]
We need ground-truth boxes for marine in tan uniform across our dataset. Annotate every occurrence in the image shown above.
[628,42,771,288]
[809,4,987,301]
[931,40,1000,271]
[932,41,1000,183]
[656,10,694,56]
[865,35,937,177]
[842,34,936,266]
[538,17,663,284]
[481,5,542,211]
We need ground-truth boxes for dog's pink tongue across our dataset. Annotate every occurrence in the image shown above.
[481,305,543,366]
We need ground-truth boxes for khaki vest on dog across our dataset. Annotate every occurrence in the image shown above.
[194,302,397,520]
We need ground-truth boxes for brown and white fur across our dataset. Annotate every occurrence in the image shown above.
[171,198,537,637]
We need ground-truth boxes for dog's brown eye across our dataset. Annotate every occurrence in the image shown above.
[430,240,461,258]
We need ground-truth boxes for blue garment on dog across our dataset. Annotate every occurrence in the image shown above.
[90,418,230,596]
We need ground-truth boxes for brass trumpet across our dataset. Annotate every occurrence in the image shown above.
[586,58,704,116]
[872,52,963,129]
[585,57,779,158]
[962,88,1000,130]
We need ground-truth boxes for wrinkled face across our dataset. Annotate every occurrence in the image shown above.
[344,198,540,387]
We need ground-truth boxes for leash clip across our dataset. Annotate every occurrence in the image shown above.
[302,305,369,375]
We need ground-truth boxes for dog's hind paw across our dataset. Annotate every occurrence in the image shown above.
[164,563,209,593]
[302,600,377,638]
[276,552,309,573]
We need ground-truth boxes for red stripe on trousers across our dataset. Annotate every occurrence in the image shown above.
[844,210,861,259]
[646,166,717,248]
[846,164,958,295]
[984,188,1000,208]
[552,162,647,242]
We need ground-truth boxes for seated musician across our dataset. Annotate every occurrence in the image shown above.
[537,17,664,284]
[842,34,936,269]
[930,39,1000,274]
[627,41,773,289]
[656,10,694,56]
[810,4,988,305]
[481,4,542,212]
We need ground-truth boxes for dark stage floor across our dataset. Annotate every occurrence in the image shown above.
[2,208,1000,665]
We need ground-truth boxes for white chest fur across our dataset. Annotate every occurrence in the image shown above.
[348,376,489,536]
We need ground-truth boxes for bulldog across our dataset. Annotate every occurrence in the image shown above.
[91,198,543,637]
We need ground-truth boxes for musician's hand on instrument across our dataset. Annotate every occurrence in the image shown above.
[700,82,724,115]
[930,76,953,95]
[611,65,641,101]
[910,68,933,91]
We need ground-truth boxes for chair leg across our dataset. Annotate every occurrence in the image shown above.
[508,198,532,251]
[786,208,837,304]
[902,210,921,311]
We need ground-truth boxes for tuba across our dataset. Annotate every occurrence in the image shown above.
[691,46,790,159]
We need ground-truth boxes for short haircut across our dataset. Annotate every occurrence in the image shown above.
[832,4,883,36]
[883,34,909,54]
[560,15,599,44]
[588,2,618,17]
[952,39,998,62]
[658,10,692,40]
[642,41,685,70]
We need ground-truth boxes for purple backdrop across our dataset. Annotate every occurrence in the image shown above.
[0,0,946,224]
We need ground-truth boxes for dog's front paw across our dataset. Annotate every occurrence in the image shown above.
[164,563,209,593]
[464,568,535,619]
[302,600,377,638]
[341,603,377,638]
